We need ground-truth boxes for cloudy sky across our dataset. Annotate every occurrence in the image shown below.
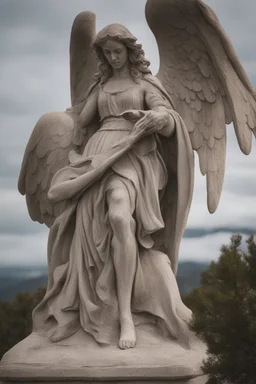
[0,0,256,266]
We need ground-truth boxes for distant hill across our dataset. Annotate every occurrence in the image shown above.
[184,227,256,238]
[0,276,48,301]
[0,266,48,301]
[177,261,208,295]
[0,262,208,302]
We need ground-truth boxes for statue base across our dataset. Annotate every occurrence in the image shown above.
[0,379,208,383]
[0,323,207,383]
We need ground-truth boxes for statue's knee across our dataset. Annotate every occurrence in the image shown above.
[108,188,128,207]
[109,209,128,231]
[108,187,135,235]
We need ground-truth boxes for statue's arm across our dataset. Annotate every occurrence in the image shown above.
[144,81,175,137]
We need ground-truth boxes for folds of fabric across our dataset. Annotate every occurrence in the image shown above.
[33,111,194,347]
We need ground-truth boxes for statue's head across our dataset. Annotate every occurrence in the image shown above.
[93,23,151,83]
[94,24,137,47]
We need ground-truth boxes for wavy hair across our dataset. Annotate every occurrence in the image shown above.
[93,24,151,84]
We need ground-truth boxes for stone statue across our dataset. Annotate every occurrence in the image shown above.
[1,0,255,382]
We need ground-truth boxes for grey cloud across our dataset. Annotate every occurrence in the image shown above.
[0,178,17,189]
[0,56,71,114]
[0,233,48,265]
[0,152,20,182]
[0,1,148,57]
[225,169,256,197]
[184,227,256,238]
[0,0,158,73]
[203,1,256,78]
[179,232,251,262]
[0,0,69,37]
[0,189,47,235]
[187,190,256,230]
[0,142,31,173]
[0,214,46,236]
[0,94,35,116]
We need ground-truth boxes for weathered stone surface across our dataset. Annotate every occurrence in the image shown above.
[0,378,208,384]
[0,325,206,382]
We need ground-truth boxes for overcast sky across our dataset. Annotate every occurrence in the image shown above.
[0,0,256,266]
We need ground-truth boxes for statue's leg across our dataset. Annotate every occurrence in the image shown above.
[107,177,137,350]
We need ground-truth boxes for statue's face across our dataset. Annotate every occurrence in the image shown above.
[102,39,128,70]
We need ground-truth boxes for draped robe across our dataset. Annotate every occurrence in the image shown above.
[33,75,195,348]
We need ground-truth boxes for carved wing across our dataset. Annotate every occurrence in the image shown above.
[18,111,75,227]
[70,12,97,106]
[18,12,97,227]
[146,0,256,213]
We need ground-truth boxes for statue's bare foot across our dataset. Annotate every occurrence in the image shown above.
[118,318,136,349]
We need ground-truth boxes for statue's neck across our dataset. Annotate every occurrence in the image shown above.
[112,65,130,80]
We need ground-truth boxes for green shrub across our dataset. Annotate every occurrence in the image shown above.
[0,287,46,359]
[185,235,256,384]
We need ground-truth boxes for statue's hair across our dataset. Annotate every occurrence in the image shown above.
[92,24,151,84]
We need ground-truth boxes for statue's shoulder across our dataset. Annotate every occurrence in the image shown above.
[87,80,101,98]
[142,74,163,88]
[141,74,174,107]
[142,74,170,95]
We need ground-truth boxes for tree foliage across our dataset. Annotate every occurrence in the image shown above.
[0,287,46,359]
[184,235,256,384]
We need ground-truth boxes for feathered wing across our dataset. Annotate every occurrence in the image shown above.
[18,12,97,227]
[70,12,97,106]
[146,0,256,213]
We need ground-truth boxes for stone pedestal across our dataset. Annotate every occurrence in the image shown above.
[0,324,207,383]
[0,379,208,384]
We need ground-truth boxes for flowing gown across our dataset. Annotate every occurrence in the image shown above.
[33,79,193,347]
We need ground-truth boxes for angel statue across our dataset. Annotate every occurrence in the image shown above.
[17,0,256,355]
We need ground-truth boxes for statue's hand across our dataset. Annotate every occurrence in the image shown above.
[119,110,145,123]
[120,109,174,137]
[133,110,170,136]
